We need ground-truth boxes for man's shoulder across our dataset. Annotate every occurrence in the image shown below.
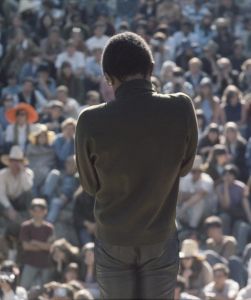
[78,103,107,120]
[21,219,34,228]
[155,92,192,104]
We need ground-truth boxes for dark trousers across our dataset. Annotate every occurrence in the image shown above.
[94,232,179,299]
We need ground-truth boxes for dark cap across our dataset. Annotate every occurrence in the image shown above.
[30,198,47,209]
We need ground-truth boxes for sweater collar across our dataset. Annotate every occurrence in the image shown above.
[115,79,155,101]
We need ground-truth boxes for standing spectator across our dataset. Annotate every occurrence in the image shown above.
[53,118,76,169]
[0,94,15,131]
[19,198,54,290]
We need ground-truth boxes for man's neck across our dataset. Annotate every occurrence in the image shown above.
[33,218,44,226]
[113,74,151,92]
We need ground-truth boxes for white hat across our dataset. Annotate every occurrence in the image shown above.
[1,145,28,166]
[192,155,203,171]
[179,239,205,259]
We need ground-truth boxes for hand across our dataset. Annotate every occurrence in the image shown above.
[6,207,17,221]
[84,221,96,234]
[183,269,192,279]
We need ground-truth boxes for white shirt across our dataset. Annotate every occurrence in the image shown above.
[0,167,34,208]
[86,35,109,52]
[204,279,239,299]
[179,172,213,195]
[55,51,85,72]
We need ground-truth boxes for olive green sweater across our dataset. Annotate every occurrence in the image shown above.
[75,79,198,246]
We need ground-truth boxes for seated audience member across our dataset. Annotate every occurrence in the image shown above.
[26,124,56,196]
[84,47,103,92]
[64,263,81,284]
[194,77,224,126]
[56,85,79,119]
[0,260,27,299]
[55,39,85,77]
[73,187,95,246]
[36,62,57,100]
[179,239,213,298]
[81,90,101,110]
[174,276,200,300]
[0,145,33,222]
[19,198,54,290]
[236,284,251,300]
[204,144,230,186]
[177,155,214,229]
[198,123,222,161]
[204,216,237,261]
[204,216,246,287]
[0,94,15,131]
[57,62,84,104]
[185,57,207,94]
[204,264,239,300]
[47,283,74,300]
[41,100,65,134]
[16,77,47,113]
[216,164,251,254]
[5,103,39,151]
[53,118,76,169]
[80,243,99,299]
[221,85,247,127]
[196,109,207,142]
[163,66,194,98]
[74,288,94,300]
[50,239,80,282]
[44,155,79,223]
[223,122,248,183]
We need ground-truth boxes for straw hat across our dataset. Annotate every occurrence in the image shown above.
[5,103,38,124]
[28,124,55,145]
[179,239,205,259]
[1,145,29,166]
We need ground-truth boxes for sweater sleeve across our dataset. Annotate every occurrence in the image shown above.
[75,110,99,196]
[179,94,198,177]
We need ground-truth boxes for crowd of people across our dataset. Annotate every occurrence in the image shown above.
[0,0,251,299]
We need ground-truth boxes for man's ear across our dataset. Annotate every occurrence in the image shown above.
[104,73,113,86]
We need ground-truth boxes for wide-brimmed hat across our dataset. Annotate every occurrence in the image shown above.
[28,124,55,145]
[1,145,29,166]
[5,103,38,124]
[179,239,205,259]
